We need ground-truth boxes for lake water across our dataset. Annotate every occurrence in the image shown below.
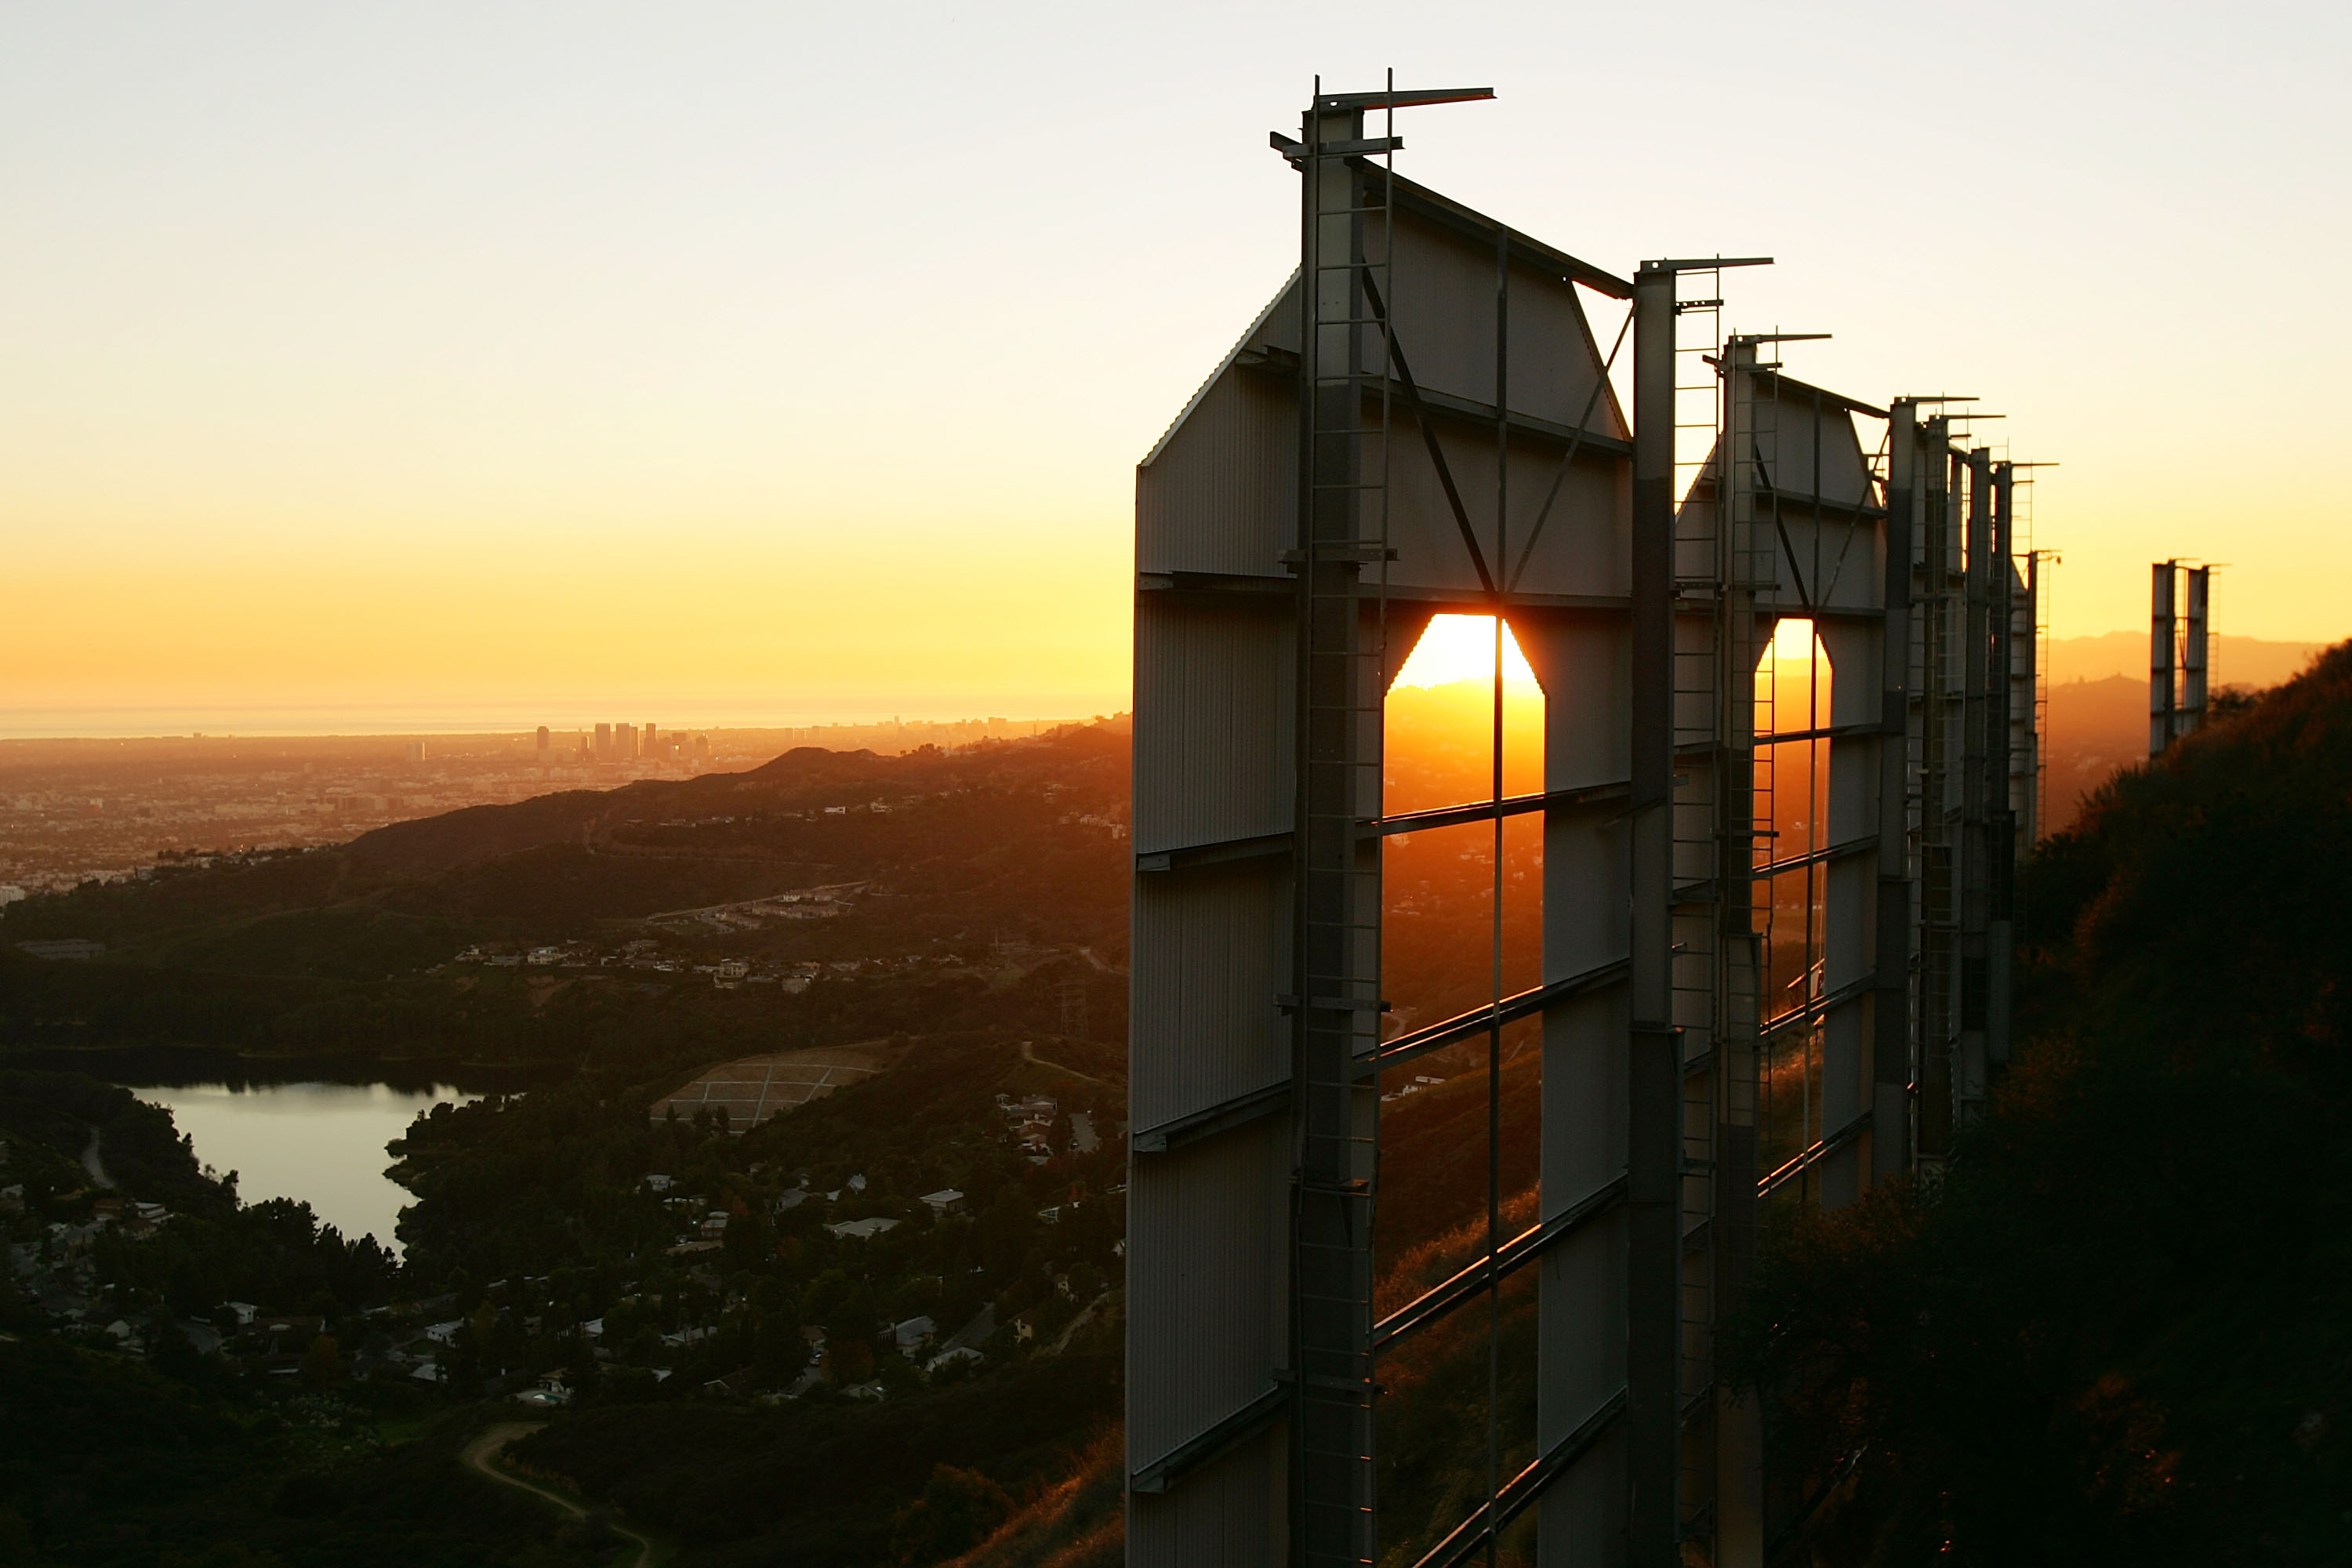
[128,1080,478,1255]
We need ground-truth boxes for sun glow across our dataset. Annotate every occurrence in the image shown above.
[1392,616,1541,691]
[1769,615,1820,663]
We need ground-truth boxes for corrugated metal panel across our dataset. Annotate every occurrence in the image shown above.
[1127,1428,1283,1568]
[1518,613,1632,792]
[1131,598,1291,854]
[1507,455,1632,601]
[1140,273,1299,472]
[1385,437,1630,600]
[1127,1119,1287,1460]
[1538,1428,1628,1567]
[1381,215,1617,433]
[1753,392,1873,507]
[1137,367,1298,579]
[1538,1204,1630,1428]
[1130,858,1289,1130]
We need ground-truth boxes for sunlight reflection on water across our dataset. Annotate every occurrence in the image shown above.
[129,1081,478,1257]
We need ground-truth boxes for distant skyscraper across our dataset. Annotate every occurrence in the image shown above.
[594,722,612,762]
[535,725,551,757]
[616,723,637,761]
[643,722,658,758]
[692,734,711,767]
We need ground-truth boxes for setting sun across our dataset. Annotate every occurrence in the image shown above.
[1770,615,1819,662]
[1392,615,1541,690]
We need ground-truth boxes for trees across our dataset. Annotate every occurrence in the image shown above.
[887,1465,1011,1566]
[1740,642,2352,1564]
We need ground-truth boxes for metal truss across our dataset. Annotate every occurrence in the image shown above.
[1127,82,2042,1568]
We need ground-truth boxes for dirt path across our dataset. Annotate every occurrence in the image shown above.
[460,1421,657,1567]
[78,1127,111,1188]
[1020,1040,1109,1086]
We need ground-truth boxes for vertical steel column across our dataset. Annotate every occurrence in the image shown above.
[2149,563,2176,758]
[1291,100,1378,1568]
[1956,448,1992,1124]
[1708,343,1767,1567]
[1628,260,1682,1568]
[2023,550,2042,849]
[1871,403,1918,1183]
[1986,463,2016,1073]
[2183,567,2209,739]
[1915,423,1956,1169]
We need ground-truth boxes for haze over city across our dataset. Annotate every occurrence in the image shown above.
[5,1,2346,735]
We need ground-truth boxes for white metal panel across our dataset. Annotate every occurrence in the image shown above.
[1138,357,1298,579]
[1131,598,1290,854]
[1128,1430,1285,1568]
[1379,215,1624,439]
[1127,1119,1287,1459]
[1130,860,1289,1130]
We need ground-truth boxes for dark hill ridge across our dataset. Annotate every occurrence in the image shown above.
[1742,641,2352,1564]
[6,725,1126,944]
[0,724,1130,1065]
[343,744,907,878]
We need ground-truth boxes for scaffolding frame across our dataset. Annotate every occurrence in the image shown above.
[2151,559,2212,757]
[1127,88,2040,1567]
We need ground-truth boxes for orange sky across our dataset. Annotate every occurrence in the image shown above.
[3,5,2343,735]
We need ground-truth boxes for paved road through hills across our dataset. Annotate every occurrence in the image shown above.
[459,1421,656,1567]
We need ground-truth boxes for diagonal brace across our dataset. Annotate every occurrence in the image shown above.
[1359,272,1496,596]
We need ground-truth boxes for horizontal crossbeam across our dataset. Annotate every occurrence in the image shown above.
[1128,1381,1288,1494]
[1373,1176,1627,1350]
[1760,975,1872,1040]
[1134,783,1632,875]
[1240,344,1634,460]
[1759,1109,1872,1197]
[1373,779,1628,837]
[1129,1080,1289,1155]
[1365,958,1628,1075]
[1130,957,1632,1155]
[1754,720,1881,748]
[1409,1391,1630,1568]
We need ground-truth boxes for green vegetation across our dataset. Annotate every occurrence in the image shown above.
[0,1030,1121,1566]
[0,1069,397,1316]
[1737,642,2352,1563]
[0,728,1132,1566]
[0,728,1128,1068]
[0,1338,622,1568]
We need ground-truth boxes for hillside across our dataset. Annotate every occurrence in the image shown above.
[1740,641,2352,1564]
[0,725,1131,1070]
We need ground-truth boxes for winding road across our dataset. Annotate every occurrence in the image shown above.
[459,1421,656,1567]
[78,1127,111,1188]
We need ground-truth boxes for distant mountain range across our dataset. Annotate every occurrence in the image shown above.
[2045,631,2320,689]
[2042,634,2333,835]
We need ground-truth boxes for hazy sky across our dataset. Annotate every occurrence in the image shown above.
[4,2,2345,732]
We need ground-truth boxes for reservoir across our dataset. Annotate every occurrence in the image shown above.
[129,1080,477,1256]
[5,1047,557,1256]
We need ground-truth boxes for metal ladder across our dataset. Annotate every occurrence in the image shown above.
[1290,94,1395,1568]
[1668,282,1741,1546]
[1913,429,1962,1173]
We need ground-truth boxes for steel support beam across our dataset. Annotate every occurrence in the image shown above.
[1987,463,2017,1071]
[1131,93,2036,1563]
[1916,421,1958,1168]
[1871,401,1918,1183]
[1289,102,1379,1568]
[2183,565,2209,738]
[2151,561,2176,757]
[1958,448,1993,1126]
[1626,258,1682,1568]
